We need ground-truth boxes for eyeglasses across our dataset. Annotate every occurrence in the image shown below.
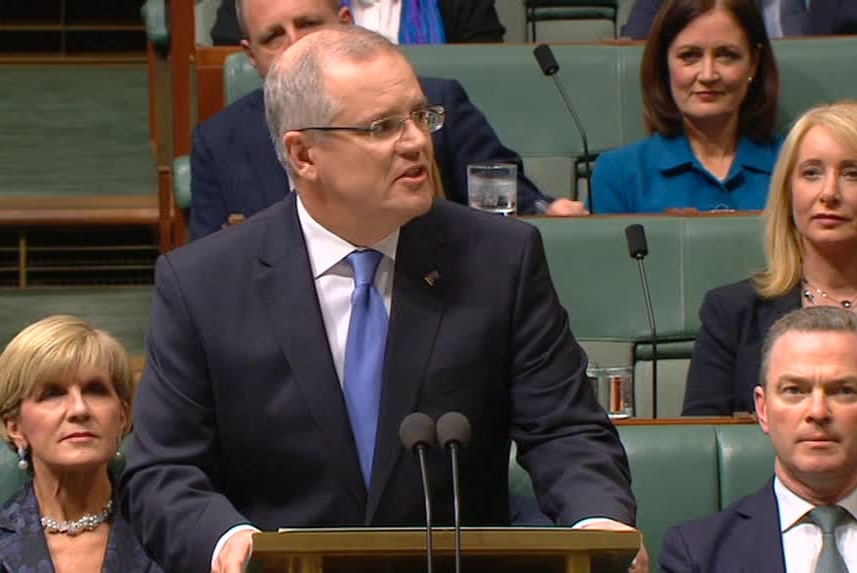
[294,106,445,140]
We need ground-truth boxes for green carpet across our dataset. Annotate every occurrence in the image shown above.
[0,66,156,197]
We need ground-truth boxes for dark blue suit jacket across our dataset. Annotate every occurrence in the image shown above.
[623,0,857,39]
[189,78,550,239]
[0,481,161,573]
[660,480,786,573]
[122,194,635,573]
[684,279,801,416]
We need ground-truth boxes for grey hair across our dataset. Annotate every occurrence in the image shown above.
[760,307,857,387]
[263,25,402,180]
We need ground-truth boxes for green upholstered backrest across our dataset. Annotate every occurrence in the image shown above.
[173,155,192,209]
[401,44,622,200]
[618,424,720,567]
[772,37,857,132]
[527,215,765,341]
[716,424,775,508]
[0,288,153,358]
[0,446,27,507]
[141,0,169,50]
[508,423,773,566]
[525,216,685,341]
[224,52,263,106]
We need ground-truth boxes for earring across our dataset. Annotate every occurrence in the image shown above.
[748,75,753,83]
[16,447,29,471]
[114,438,123,460]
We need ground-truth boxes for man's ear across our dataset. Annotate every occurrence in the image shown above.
[339,7,354,25]
[284,131,318,181]
[241,39,263,78]
[4,416,27,451]
[754,385,770,434]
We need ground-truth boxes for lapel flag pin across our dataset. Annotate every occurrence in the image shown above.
[424,270,440,286]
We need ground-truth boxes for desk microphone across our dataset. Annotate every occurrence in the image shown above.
[399,413,437,573]
[533,44,594,213]
[436,412,472,573]
[625,224,658,418]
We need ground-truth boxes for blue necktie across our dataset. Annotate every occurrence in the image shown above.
[343,249,388,487]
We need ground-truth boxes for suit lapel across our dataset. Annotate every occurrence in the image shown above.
[735,481,787,573]
[366,208,446,521]
[253,194,366,506]
[246,90,291,210]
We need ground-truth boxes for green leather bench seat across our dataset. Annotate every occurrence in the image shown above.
[510,422,774,566]
[525,215,765,415]
[0,287,153,358]
[525,215,765,342]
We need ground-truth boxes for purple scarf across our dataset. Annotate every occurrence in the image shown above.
[341,0,447,44]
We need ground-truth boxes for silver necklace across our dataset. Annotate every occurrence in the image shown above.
[802,277,857,309]
[40,499,113,536]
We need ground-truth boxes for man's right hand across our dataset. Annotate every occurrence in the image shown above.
[211,529,254,573]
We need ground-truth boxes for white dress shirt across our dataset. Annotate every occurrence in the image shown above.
[775,476,857,573]
[351,0,403,44]
[297,195,397,385]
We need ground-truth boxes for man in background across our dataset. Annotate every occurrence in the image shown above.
[190,0,583,240]
[661,306,857,572]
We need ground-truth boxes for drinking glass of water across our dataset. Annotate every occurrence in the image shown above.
[467,163,517,215]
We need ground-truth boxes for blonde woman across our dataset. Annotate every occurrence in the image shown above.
[685,101,857,415]
[0,316,161,573]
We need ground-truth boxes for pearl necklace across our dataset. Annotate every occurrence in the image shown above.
[802,277,857,309]
[41,499,113,536]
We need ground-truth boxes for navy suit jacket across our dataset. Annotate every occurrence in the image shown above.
[684,279,800,416]
[122,194,635,573]
[660,480,786,573]
[623,0,857,39]
[0,481,161,573]
[189,78,550,239]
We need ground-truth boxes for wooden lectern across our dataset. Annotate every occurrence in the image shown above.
[251,527,639,573]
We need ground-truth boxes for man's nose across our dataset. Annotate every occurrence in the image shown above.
[806,387,831,423]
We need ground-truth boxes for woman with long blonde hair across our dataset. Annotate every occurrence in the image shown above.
[685,100,857,415]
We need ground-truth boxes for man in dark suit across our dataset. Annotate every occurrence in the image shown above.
[660,307,857,572]
[622,0,857,39]
[191,0,583,240]
[212,0,507,44]
[123,25,641,573]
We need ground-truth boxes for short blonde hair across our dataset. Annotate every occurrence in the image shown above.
[753,100,857,298]
[0,315,134,446]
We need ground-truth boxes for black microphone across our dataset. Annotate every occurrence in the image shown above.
[533,44,594,213]
[400,413,437,573]
[436,412,472,573]
[625,224,658,418]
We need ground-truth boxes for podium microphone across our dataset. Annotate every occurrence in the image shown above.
[625,224,659,418]
[436,412,472,573]
[533,44,594,213]
[400,412,438,573]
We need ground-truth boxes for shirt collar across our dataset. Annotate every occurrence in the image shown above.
[654,133,778,175]
[775,475,857,532]
[296,195,398,279]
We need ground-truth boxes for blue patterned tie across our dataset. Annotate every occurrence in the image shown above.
[343,249,388,487]
[805,505,851,573]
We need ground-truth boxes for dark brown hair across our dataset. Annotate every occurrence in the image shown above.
[640,0,778,142]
